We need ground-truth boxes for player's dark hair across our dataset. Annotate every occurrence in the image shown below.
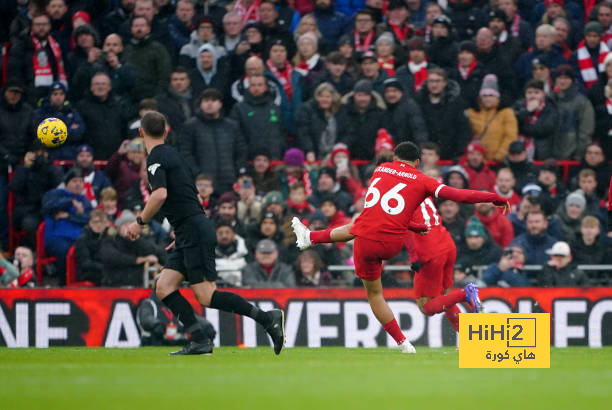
[141,111,166,139]
[394,141,420,162]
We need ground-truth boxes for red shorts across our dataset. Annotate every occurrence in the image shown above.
[413,247,457,298]
[353,237,405,281]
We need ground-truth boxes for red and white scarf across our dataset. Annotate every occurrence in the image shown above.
[267,59,293,101]
[378,56,395,77]
[82,171,97,207]
[603,30,612,49]
[389,22,409,42]
[295,54,320,76]
[510,13,520,38]
[234,0,260,27]
[606,98,612,116]
[458,60,477,80]
[140,179,150,204]
[497,30,508,45]
[31,34,67,88]
[287,169,312,197]
[424,25,432,42]
[576,40,609,89]
[408,59,427,92]
[525,100,545,125]
[354,29,374,52]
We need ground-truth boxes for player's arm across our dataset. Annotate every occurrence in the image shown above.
[435,184,510,214]
[127,157,167,240]
[139,187,167,224]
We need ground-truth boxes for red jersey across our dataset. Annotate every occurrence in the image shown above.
[350,160,506,242]
[405,197,455,262]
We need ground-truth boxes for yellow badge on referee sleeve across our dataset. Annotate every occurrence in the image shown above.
[459,313,550,368]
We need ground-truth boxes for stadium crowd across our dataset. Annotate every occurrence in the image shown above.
[0,0,611,289]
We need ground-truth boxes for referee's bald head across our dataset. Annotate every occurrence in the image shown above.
[140,111,167,139]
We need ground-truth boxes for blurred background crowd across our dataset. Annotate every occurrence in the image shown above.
[0,0,611,289]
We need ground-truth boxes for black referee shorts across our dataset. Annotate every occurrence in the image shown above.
[165,214,217,284]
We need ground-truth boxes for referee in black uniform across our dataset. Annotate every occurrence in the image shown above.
[127,112,284,355]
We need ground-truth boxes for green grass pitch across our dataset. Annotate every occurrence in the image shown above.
[1,347,610,410]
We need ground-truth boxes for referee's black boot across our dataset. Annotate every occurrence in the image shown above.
[265,309,285,355]
[169,339,213,355]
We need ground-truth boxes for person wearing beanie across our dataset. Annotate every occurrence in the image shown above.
[308,165,354,216]
[512,78,559,160]
[336,78,386,160]
[570,21,609,90]
[459,141,497,191]
[555,190,587,241]
[382,77,428,148]
[456,216,503,276]
[277,147,318,200]
[374,32,397,77]
[67,24,101,77]
[326,142,364,199]
[99,208,166,287]
[467,74,519,162]
[245,210,290,262]
[41,166,93,284]
[73,143,112,207]
[550,64,595,160]
[487,8,522,63]
[448,40,486,107]
[428,14,459,70]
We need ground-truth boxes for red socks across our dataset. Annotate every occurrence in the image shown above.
[445,304,460,332]
[383,318,406,345]
[423,290,466,316]
[310,227,333,244]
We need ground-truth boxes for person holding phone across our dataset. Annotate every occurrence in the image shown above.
[482,245,531,287]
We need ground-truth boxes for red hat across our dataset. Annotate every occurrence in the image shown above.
[545,0,564,7]
[466,141,486,156]
[330,143,350,163]
[375,129,394,154]
[72,10,91,26]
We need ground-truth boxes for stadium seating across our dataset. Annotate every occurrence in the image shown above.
[35,221,55,286]
[65,245,95,287]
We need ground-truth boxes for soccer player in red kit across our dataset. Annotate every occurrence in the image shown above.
[292,142,510,353]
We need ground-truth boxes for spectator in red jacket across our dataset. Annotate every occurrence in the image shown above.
[474,200,514,248]
[460,141,496,191]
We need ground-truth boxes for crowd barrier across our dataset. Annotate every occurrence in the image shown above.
[1,288,611,348]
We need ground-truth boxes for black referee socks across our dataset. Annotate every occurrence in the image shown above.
[210,290,272,327]
[162,290,206,342]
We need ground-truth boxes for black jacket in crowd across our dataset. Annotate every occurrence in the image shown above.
[538,262,590,287]
[179,111,247,193]
[76,92,134,159]
[294,99,337,158]
[448,62,486,108]
[416,81,471,160]
[456,237,503,272]
[427,36,459,71]
[74,226,109,285]
[513,96,559,160]
[337,93,386,160]
[383,95,428,147]
[8,159,63,210]
[99,235,166,287]
[229,90,286,160]
[155,86,197,136]
[0,92,36,173]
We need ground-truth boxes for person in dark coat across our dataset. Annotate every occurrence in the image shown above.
[295,249,333,287]
[76,72,134,159]
[155,66,197,136]
[313,0,351,51]
[35,82,86,160]
[105,138,145,210]
[416,68,470,160]
[503,141,539,194]
[258,0,297,58]
[308,167,354,215]
[74,209,110,285]
[427,15,459,71]
[42,168,93,283]
[245,211,293,263]
[448,40,487,108]
[121,16,172,101]
[336,79,386,160]
[179,88,248,194]
[510,210,558,267]
[456,217,503,272]
[99,210,166,287]
[318,51,355,96]
[512,79,559,160]
[475,27,518,105]
[538,241,590,287]
[100,0,135,39]
[568,143,612,199]
[8,142,63,248]
[188,43,229,99]
[487,8,523,64]
[229,73,287,160]
[382,77,428,147]
[294,82,342,161]
[482,245,531,287]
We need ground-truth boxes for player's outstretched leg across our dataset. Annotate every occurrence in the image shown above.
[362,278,416,354]
[420,284,482,315]
[291,217,355,250]
[156,269,213,355]
[192,281,285,355]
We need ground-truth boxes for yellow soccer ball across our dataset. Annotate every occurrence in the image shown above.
[37,117,68,148]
